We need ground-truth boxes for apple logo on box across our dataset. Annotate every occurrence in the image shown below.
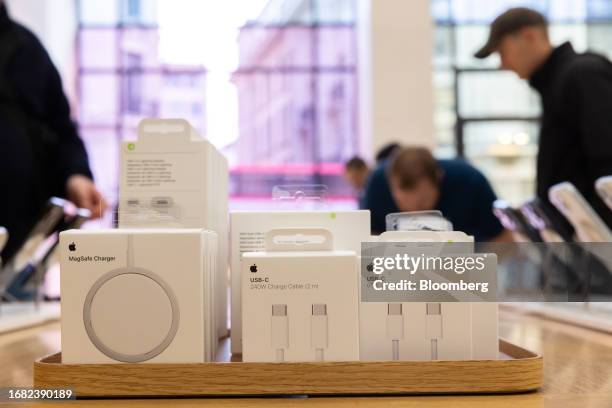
[68,242,76,252]
[249,264,257,273]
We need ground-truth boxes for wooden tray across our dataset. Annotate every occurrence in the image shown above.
[33,339,542,397]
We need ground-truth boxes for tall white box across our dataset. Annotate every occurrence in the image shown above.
[230,210,370,354]
[118,119,229,339]
[60,229,217,364]
[241,229,360,362]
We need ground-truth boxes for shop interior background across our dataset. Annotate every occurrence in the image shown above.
[12,0,612,210]
[8,0,612,314]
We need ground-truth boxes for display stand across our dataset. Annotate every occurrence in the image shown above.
[33,339,542,397]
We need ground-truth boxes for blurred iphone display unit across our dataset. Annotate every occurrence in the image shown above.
[596,176,612,211]
[60,229,218,364]
[7,197,67,271]
[520,198,572,243]
[0,227,6,249]
[3,208,92,301]
[493,199,542,243]
[230,210,370,354]
[0,227,7,265]
[549,182,612,242]
[386,211,453,232]
[361,228,498,361]
[241,228,359,362]
[118,119,229,339]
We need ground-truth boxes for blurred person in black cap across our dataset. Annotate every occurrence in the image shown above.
[0,2,106,261]
[475,7,612,229]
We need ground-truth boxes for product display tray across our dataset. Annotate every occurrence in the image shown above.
[33,339,542,397]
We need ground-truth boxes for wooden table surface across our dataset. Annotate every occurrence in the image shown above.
[1,309,612,407]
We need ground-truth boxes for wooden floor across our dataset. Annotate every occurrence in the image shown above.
[2,309,612,407]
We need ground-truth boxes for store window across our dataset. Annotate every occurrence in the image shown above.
[77,0,360,217]
[432,0,612,206]
[230,0,358,204]
[77,0,207,225]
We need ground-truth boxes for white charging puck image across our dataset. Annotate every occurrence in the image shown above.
[83,267,179,362]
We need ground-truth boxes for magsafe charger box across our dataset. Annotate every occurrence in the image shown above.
[118,119,229,339]
[230,210,370,354]
[241,228,359,362]
[59,229,217,364]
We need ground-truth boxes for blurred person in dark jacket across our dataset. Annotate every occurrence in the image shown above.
[374,142,401,164]
[362,147,511,241]
[475,7,612,230]
[0,2,106,261]
[344,156,370,192]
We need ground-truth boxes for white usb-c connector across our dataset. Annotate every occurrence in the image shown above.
[386,303,404,361]
[426,302,442,360]
[311,304,328,361]
[271,304,288,362]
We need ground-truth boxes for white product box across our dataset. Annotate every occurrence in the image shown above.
[60,229,217,364]
[230,210,370,354]
[242,229,360,362]
[360,230,498,361]
[118,119,229,339]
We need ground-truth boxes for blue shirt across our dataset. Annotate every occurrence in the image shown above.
[361,159,504,241]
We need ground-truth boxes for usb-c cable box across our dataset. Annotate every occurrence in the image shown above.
[118,119,229,340]
[60,229,217,364]
[360,230,498,361]
[230,210,370,354]
[241,228,360,362]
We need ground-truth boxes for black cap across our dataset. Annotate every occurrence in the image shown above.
[474,8,547,59]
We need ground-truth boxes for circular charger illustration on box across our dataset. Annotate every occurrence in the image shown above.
[83,267,179,363]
